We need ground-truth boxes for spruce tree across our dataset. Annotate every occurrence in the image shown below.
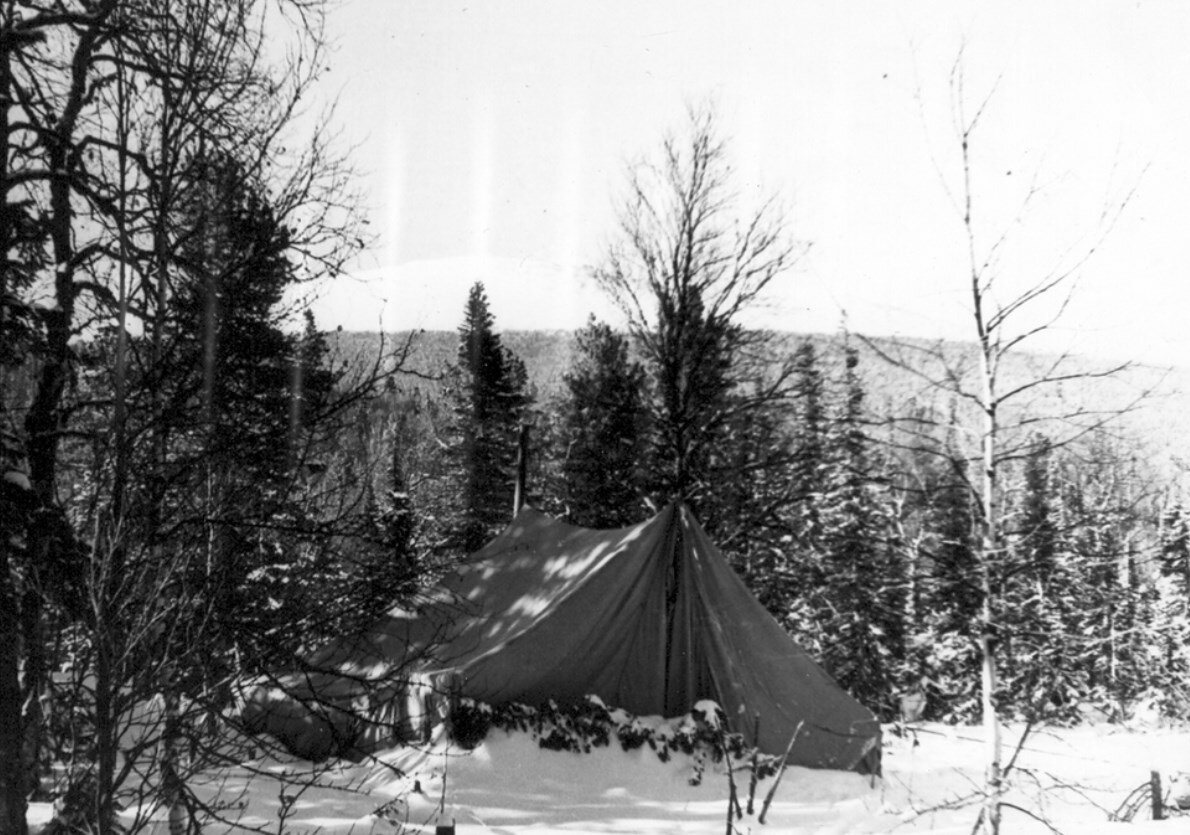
[930,417,982,631]
[560,317,648,527]
[1160,498,1190,598]
[153,156,339,662]
[1055,437,1153,711]
[1019,436,1059,587]
[168,156,330,477]
[788,340,829,582]
[447,283,532,552]
[768,340,829,636]
[908,411,982,720]
[1000,436,1083,720]
[791,341,827,508]
[352,428,421,630]
[814,347,906,716]
[1152,497,1190,708]
[710,378,796,589]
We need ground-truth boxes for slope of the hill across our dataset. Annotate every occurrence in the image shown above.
[332,328,1189,468]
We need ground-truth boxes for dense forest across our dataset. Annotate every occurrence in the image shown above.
[1,3,1187,834]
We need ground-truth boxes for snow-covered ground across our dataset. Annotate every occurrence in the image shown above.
[29,720,1190,834]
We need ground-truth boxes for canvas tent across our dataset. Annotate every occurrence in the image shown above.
[242,503,882,773]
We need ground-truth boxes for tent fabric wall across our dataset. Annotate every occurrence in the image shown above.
[244,504,882,774]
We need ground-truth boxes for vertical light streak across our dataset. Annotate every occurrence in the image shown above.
[472,98,494,257]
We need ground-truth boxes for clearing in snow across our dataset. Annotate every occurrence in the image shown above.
[29,718,1190,834]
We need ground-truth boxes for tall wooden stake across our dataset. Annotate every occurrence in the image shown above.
[512,424,530,517]
[1151,770,1164,821]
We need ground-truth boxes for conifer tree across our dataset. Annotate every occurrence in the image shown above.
[379,432,418,563]
[786,340,829,588]
[37,153,370,832]
[1000,436,1082,719]
[146,156,340,660]
[447,283,532,552]
[1159,497,1190,598]
[352,428,420,628]
[814,347,906,716]
[1053,437,1154,711]
[791,341,827,502]
[710,377,796,589]
[928,412,983,633]
[908,413,983,719]
[1018,436,1059,587]
[1152,496,1190,708]
[560,317,648,527]
[169,155,328,473]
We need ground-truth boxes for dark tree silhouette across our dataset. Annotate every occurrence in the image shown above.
[447,283,532,552]
[561,317,649,527]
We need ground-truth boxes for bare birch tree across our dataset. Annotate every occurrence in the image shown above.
[867,52,1145,834]
[595,105,805,528]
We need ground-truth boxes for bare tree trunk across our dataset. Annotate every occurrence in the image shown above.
[1,6,32,828]
[19,1,118,802]
[93,590,117,835]
[0,22,28,828]
[162,688,188,835]
[0,547,26,835]
[977,368,1003,833]
[94,28,135,833]
[979,604,1002,833]
[968,109,1004,835]
[0,5,33,817]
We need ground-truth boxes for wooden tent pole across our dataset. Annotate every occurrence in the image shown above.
[512,423,530,517]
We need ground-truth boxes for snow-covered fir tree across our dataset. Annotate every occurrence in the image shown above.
[446,283,533,552]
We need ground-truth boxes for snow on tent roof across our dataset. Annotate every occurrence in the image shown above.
[242,503,882,774]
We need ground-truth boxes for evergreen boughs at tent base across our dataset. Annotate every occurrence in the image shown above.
[450,696,781,785]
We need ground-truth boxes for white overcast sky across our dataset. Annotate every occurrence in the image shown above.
[303,0,1190,365]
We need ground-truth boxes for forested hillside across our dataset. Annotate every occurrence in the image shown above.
[337,327,1188,470]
